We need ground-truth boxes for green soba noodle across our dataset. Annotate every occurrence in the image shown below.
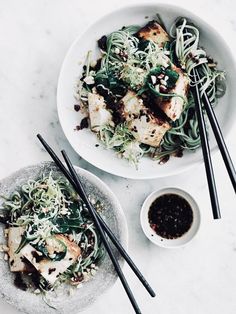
[77,17,226,164]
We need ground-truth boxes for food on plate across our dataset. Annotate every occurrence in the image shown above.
[136,20,170,48]
[120,90,171,147]
[154,64,189,121]
[0,173,104,295]
[88,92,113,132]
[75,17,226,166]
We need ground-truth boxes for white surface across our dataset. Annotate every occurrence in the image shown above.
[57,3,236,179]
[140,187,200,248]
[0,0,236,313]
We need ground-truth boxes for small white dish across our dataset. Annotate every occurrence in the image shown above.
[140,188,200,248]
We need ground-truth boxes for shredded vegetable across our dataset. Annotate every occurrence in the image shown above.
[76,16,226,165]
[1,173,104,292]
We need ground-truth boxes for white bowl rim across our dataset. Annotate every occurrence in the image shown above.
[140,187,201,248]
[57,2,236,179]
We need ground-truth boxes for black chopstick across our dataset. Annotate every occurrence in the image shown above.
[61,150,141,314]
[191,68,221,219]
[37,134,155,298]
[195,70,236,193]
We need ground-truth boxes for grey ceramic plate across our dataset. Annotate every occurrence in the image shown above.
[0,162,128,314]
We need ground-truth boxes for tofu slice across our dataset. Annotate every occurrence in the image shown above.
[88,92,112,131]
[137,20,170,48]
[8,227,32,272]
[120,91,171,147]
[130,115,171,147]
[120,90,144,121]
[21,235,81,285]
[156,66,189,121]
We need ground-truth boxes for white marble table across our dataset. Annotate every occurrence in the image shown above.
[0,0,236,313]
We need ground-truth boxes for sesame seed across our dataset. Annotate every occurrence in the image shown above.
[114,47,120,54]
[151,75,157,85]
[160,79,167,86]
[155,85,160,92]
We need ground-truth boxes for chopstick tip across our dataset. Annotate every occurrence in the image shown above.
[151,291,156,298]
[37,134,43,142]
[61,149,67,158]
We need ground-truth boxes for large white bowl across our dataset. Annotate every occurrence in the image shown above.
[57,3,236,179]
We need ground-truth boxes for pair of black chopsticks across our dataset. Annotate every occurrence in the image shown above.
[190,66,236,219]
[37,134,155,314]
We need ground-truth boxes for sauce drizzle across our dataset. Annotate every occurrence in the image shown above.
[148,193,193,239]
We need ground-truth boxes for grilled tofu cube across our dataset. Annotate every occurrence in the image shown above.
[21,235,81,285]
[120,91,171,147]
[156,66,189,121]
[88,92,112,132]
[120,90,144,121]
[8,227,32,272]
[137,20,170,48]
[130,114,171,147]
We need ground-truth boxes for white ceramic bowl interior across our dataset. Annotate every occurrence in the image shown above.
[57,4,236,179]
[140,187,201,248]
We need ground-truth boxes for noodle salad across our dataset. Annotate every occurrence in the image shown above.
[0,173,104,295]
[75,17,226,166]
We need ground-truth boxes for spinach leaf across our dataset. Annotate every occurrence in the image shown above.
[165,69,179,88]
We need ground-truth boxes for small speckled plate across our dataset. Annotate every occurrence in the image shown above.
[0,162,128,314]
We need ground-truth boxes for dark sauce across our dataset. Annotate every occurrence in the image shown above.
[0,216,9,225]
[80,117,89,129]
[32,251,44,263]
[97,35,107,51]
[30,271,41,289]
[74,104,80,112]
[14,273,27,291]
[48,268,56,275]
[148,194,193,239]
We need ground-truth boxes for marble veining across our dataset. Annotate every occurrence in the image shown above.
[0,0,236,313]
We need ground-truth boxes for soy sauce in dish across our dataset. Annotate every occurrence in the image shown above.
[148,194,193,239]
